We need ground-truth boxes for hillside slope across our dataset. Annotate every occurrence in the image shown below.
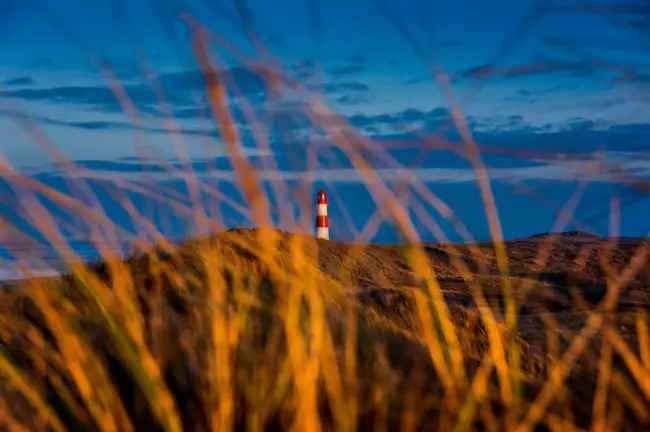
[0,228,648,430]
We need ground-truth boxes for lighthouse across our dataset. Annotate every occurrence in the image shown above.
[315,189,329,240]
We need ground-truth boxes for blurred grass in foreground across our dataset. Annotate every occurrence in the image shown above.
[0,18,648,432]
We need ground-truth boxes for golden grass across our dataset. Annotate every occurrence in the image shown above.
[0,18,648,432]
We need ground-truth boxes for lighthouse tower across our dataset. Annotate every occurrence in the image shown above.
[315,189,329,240]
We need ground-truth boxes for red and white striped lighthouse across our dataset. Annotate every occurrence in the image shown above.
[315,189,329,240]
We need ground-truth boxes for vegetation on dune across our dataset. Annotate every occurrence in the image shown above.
[0,229,648,431]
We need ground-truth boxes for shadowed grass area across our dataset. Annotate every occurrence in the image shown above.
[0,229,648,430]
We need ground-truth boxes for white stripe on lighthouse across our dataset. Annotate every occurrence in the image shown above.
[317,226,329,240]
[317,203,328,216]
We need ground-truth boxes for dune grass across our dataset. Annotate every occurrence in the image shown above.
[0,17,649,432]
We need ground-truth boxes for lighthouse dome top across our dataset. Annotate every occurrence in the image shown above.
[317,189,328,204]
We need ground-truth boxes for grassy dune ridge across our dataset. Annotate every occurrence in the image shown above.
[0,228,648,430]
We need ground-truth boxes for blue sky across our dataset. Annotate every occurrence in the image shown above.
[0,0,649,247]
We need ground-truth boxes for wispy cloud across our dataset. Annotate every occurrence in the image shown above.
[0,65,375,125]
[456,59,598,81]
[550,2,650,36]
[541,35,647,54]
[0,108,219,137]
[336,94,368,106]
[0,84,155,113]
[349,107,450,131]
[0,67,268,115]
[612,68,650,84]
[310,82,370,94]
[2,77,36,86]
[43,151,650,186]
